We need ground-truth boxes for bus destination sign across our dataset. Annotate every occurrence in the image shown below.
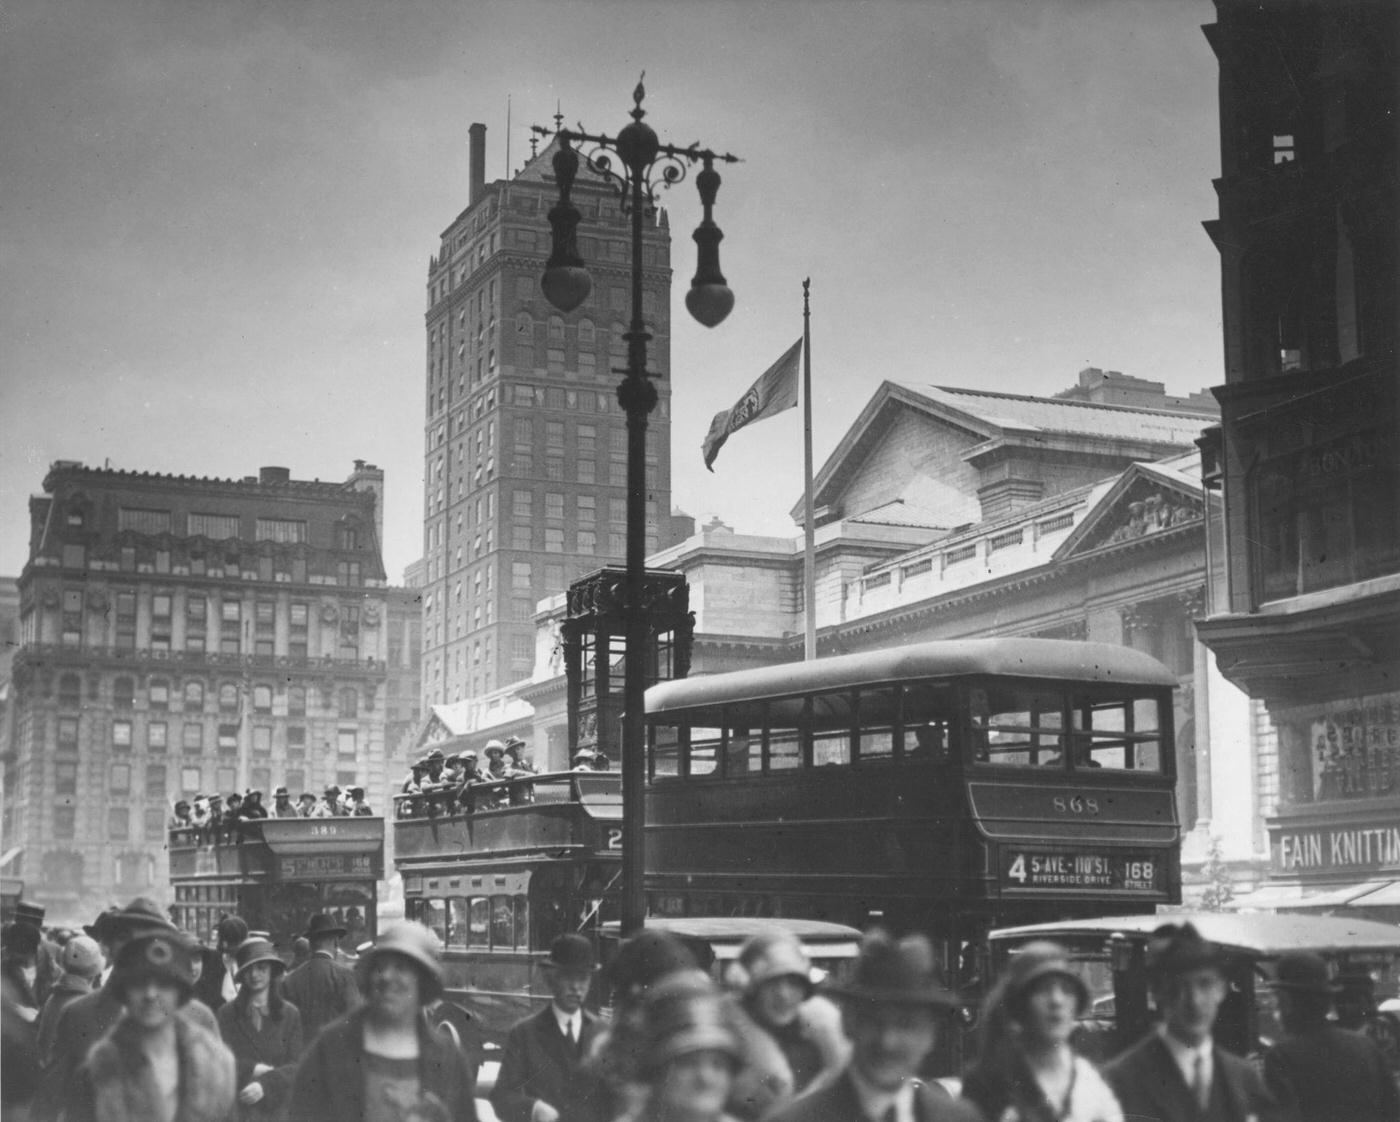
[1001,850,1161,893]
[279,853,374,881]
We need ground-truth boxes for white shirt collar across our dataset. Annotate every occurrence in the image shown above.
[1158,1024,1213,1090]
[847,1065,917,1122]
[551,1004,581,1037]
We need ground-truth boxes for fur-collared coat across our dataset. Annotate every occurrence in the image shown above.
[64,1005,236,1122]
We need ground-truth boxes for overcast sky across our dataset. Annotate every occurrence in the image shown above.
[0,0,1223,584]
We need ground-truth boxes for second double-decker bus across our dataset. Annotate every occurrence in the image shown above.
[169,815,384,950]
[394,770,621,1039]
[642,638,1182,1009]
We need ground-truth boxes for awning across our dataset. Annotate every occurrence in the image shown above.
[1345,880,1400,907]
[1287,879,1395,910]
[1234,879,1400,912]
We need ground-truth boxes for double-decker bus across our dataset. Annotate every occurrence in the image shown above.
[169,816,384,949]
[642,639,1182,1018]
[394,770,621,1039]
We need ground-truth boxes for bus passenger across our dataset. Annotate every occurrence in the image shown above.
[493,935,602,1122]
[765,929,981,1122]
[296,792,318,817]
[961,940,1123,1122]
[240,790,269,819]
[1103,923,1286,1122]
[731,931,847,1100]
[572,750,598,772]
[62,931,236,1122]
[287,922,478,1122]
[216,936,303,1121]
[169,799,193,829]
[270,786,299,819]
[506,736,539,774]
[347,787,374,816]
[311,785,343,818]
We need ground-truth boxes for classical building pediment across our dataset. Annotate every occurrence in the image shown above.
[1054,462,1204,560]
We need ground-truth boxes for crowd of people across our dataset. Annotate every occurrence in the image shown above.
[169,785,376,835]
[3,898,1397,1122]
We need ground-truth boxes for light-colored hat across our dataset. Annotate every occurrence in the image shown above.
[358,921,444,1001]
[738,930,814,998]
[59,934,103,979]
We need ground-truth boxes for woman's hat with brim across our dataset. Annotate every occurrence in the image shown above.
[1145,922,1228,982]
[106,932,195,1001]
[738,930,815,1000]
[637,973,741,1074]
[304,913,347,940]
[357,921,443,1001]
[994,940,1090,1017]
[1271,951,1340,996]
[92,897,177,942]
[234,937,285,979]
[824,929,959,1008]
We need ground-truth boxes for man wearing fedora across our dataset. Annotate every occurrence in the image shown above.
[33,898,219,1122]
[1103,923,1285,1122]
[280,912,361,1049]
[1262,951,1398,1122]
[493,934,604,1122]
[768,929,981,1122]
[269,786,299,819]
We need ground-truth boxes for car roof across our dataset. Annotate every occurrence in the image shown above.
[604,916,863,942]
[990,912,1400,956]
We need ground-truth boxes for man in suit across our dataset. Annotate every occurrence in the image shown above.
[1103,922,1288,1122]
[280,912,361,1050]
[1262,951,1398,1122]
[492,934,604,1122]
[767,929,981,1122]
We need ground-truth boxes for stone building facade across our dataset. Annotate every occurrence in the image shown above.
[1197,0,1400,917]
[4,460,396,923]
[419,122,681,711]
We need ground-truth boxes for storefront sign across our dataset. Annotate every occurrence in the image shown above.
[1273,823,1400,873]
[1297,694,1400,802]
[1000,850,1162,893]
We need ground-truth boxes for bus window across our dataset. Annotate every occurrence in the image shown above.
[513,894,530,949]
[724,728,759,775]
[1071,697,1163,772]
[862,728,895,760]
[650,726,681,779]
[973,688,1065,766]
[468,897,489,947]
[688,727,721,777]
[903,683,956,761]
[491,895,514,947]
[422,898,448,945]
[813,728,850,767]
[449,898,471,947]
[768,730,801,771]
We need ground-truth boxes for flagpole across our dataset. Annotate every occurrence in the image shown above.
[802,279,816,661]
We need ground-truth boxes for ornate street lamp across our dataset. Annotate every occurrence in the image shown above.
[534,78,738,935]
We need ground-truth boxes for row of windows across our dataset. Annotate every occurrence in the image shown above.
[57,673,372,716]
[54,712,360,757]
[413,894,530,952]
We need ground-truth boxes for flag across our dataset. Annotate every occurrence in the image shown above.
[701,338,802,471]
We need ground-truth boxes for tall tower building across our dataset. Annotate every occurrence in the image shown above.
[421,123,674,707]
[5,461,393,922]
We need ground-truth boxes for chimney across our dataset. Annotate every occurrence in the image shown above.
[469,123,487,204]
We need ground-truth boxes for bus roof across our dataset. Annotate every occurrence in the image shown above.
[647,638,1177,716]
[989,912,1400,956]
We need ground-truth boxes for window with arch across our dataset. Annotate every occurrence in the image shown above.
[219,683,240,712]
[339,687,358,718]
[252,685,273,713]
[183,680,204,710]
[516,312,532,337]
[547,316,565,342]
[578,319,595,345]
[148,679,170,710]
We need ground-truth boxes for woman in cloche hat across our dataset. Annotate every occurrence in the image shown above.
[216,937,303,1121]
[961,940,1123,1122]
[288,921,477,1122]
[627,972,744,1122]
[63,931,235,1122]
